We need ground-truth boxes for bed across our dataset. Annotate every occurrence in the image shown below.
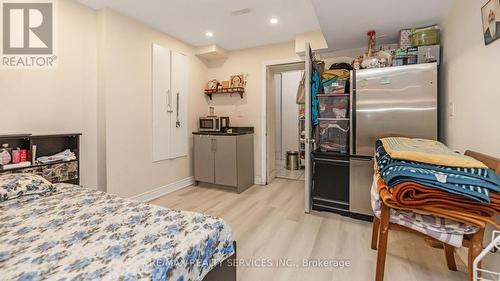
[0,182,236,281]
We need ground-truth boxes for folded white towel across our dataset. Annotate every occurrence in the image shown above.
[37,149,76,164]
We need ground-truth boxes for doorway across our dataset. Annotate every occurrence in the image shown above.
[266,62,305,182]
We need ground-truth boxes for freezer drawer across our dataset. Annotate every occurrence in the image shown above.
[311,152,350,216]
[349,157,374,216]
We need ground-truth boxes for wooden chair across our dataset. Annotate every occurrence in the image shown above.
[371,150,500,281]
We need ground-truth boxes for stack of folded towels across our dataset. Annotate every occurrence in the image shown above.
[372,137,500,247]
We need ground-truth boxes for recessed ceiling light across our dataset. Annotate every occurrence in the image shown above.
[270,17,279,24]
[205,31,214,37]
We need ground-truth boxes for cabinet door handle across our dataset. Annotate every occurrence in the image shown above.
[315,158,350,164]
[213,138,217,152]
[351,157,372,162]
[166,89,173,113]
[175,92,181,128]
[165,90,170,112]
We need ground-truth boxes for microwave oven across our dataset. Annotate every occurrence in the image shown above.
[199,116,230,132]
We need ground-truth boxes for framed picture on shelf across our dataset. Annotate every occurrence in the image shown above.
[206,79,219,91]
[230,75,245,88]
[482,0,500,45]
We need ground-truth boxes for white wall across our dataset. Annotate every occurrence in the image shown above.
[205,42,300,182]
[441,0,500,158]
[295,30,328,54]
[272,70,302,162]
[441,0,500,268]
[0,0,99,189]
[205,43,378,182]
[1,1,209,197]
[281,71,302,155]
[98,9,208,198]
[0,1,302,194]
[274,73,282,162]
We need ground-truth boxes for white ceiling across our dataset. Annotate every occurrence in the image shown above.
[312,0,456,51]
[78,0,320,50]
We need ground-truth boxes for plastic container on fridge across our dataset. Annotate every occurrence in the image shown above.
[318,120,349,153]
[318,95,349,119]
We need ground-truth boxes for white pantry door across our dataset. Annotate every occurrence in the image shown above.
[152,44,172,162]
[169,51,188,159]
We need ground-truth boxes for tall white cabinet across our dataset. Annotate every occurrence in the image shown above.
[152,44,188,161]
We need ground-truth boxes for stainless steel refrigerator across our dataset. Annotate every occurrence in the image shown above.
[348,63,438,216]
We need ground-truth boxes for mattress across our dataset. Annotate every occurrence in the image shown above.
[0,184,234,281]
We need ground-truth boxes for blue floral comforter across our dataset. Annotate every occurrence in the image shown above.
[0,184,234,281]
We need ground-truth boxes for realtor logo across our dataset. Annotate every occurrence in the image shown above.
[1,0,57,68]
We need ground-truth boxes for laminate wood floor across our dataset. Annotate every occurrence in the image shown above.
[151,178,468,281]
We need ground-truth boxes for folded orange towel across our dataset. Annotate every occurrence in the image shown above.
[376,176,500,229]
[391,182,500,217]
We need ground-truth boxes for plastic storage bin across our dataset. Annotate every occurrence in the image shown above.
[323,79,347,94]
[411,28,439,47]
[318,120,349,153]
[318,95,349,119]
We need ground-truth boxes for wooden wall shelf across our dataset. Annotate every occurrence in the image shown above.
[204,87,245,100]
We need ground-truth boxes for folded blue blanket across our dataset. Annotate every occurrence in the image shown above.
[376,140,500,203]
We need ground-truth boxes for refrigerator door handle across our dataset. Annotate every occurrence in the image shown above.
[349,70,356,155]
[350,156,372,162]
[314,158,350,164]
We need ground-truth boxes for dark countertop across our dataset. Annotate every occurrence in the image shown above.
[192,127,254,136]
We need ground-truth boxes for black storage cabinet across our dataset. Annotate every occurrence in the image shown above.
[0,134,81,185]
[311,151,350,216]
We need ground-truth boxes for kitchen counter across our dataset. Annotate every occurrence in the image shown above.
[192,127,254,136]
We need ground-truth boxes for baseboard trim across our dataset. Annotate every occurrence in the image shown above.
[254,176,266,185]
[130,176,194,202]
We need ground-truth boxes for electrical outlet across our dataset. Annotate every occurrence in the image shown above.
[448,102,455,117]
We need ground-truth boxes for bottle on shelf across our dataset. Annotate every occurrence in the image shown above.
[1,143,12,165]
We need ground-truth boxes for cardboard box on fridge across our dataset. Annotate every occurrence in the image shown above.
[399,29,412,49]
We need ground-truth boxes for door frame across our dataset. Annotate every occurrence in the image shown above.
[260,57,304,185]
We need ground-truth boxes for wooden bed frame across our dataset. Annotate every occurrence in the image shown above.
[203,241,237,281]
[371,150,500,281]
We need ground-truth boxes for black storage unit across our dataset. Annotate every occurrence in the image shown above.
[311,151,350,216]
[0,133,81,185]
